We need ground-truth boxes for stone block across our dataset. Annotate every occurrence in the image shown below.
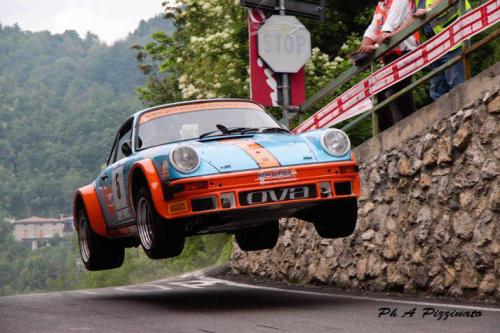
[487,95,500,113]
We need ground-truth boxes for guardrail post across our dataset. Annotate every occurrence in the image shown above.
[371,61,379,137]
[459,0,472,79]
[279,0,291,128]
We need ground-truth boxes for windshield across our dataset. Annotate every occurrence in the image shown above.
[137,106,281,149]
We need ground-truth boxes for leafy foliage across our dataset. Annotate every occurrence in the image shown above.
[0,214,231,296]
[135,0,370,108]
[0,17,173,218]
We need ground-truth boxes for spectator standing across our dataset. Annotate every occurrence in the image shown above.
[359,0,419,131]
[413,0,471,100]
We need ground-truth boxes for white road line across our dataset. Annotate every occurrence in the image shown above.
[115,284,172,292]
[76,290,99,295]
[3,273,499,314]
[149,269,206,283]
[169,279,220,289]
[202,276,500,313]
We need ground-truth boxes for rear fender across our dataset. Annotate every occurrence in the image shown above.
[128,159,165,218]
[73,184,109,237]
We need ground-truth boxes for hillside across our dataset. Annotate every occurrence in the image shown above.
[0,16,231,296]
[0,15,173,218]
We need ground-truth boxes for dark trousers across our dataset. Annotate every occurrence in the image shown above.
[377,52,417,132]
[428,47,465,100]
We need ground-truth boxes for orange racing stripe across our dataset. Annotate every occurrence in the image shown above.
[233,140,280,168]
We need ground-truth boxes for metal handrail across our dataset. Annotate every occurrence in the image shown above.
[340,28,500,133]
[291,0,499,138]
[298,0,460,114]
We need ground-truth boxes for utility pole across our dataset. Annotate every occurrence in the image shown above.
[279,0,291,128]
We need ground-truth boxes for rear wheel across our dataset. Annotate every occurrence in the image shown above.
[235,220,279,251]
[312,199,358,238]
[77,208,124,271]
[135,187,185,259]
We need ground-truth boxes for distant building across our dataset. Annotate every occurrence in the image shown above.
[12,215,74,250]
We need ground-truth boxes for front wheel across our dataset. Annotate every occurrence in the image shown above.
[77,208,124,271]
[235,220,279,251]
[312,199,358,238]
[135,187,185,259]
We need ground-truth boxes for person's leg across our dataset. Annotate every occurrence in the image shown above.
[376,91,394,132]
[429,48,464,100]
[429,71,449,100]
[387,52,416,122]
[428,54,448,101]
[444,49,465,91]
[394,76,417,119]
[376,54,400,131]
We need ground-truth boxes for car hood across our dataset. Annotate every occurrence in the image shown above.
[194,134,317,173]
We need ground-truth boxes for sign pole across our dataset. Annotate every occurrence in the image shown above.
[279,0,291,128]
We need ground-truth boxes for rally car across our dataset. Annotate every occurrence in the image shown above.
[74,99,360,271]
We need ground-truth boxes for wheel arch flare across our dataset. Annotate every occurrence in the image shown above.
[128,159,166,218]
[73,184,108,237]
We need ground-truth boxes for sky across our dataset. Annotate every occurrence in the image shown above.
[0,0,174,44]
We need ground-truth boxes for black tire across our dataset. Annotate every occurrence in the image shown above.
[135,187,185,259]
[312,199,358,238]
[235,220,279,251]
[77,208,124,271]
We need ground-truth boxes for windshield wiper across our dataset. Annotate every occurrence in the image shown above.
[199,125,255,139]
[240,127,290,134]
[199,126,290,140]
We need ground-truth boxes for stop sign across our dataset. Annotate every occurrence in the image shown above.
[258,15,311,73]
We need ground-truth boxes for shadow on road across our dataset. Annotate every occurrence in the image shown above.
[94,287,350,313]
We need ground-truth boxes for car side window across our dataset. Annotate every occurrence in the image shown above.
[113,119,133,163]
[106,137,118,166]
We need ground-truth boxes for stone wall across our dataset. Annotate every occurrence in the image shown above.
[230,63,500,301]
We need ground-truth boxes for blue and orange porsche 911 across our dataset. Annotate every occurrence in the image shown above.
[74,99,360,271]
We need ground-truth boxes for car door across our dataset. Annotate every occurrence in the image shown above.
[96,118,135,229]
[96,137,119,227]
[109,119,135,226]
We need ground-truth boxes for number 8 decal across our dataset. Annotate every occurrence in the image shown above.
[115,173,121,200]
[112,165,127,212]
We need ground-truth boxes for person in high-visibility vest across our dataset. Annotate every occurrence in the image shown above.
[414,0,471,100]
[359,0,419,131]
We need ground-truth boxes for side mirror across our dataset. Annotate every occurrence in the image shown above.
[121,140,133,157]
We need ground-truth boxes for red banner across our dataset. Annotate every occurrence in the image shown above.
[248,9,306,107]
[293,0,499,133]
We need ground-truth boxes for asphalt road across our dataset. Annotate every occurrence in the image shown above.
[0,271,498,333]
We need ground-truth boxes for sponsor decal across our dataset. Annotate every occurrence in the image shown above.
[256,169,298,184]
[140,102,264,124]
[239,185,316,206]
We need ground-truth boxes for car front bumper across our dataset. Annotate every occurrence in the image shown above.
[153,160,360,220]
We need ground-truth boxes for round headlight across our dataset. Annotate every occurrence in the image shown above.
[320,129,351,156]
[169,145,200,173]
